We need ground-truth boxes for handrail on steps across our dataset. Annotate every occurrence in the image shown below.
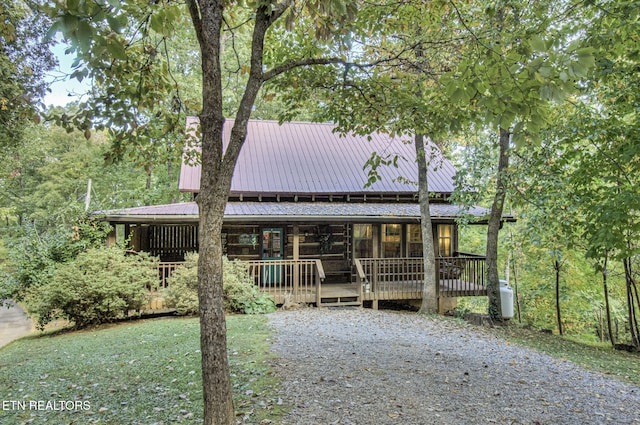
[353,259,369,295]
[314,259,325,306]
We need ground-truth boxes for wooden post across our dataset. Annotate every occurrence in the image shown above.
[435,257,441,314]
[124,224,131,248]
[106,225,117,247]
[130,225,142,252]
[293,226,300,299]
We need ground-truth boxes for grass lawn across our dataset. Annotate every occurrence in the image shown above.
[0,315,284,424]
[495,325,640,388]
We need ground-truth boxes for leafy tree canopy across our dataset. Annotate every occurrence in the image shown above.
[0,0,55,148]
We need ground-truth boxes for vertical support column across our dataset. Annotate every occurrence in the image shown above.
[130,225,142,252]
[372,224,380,258]
[106,224,117,247]
[435,258,441,314]
[293,225,300,298]
[124,224,131,249]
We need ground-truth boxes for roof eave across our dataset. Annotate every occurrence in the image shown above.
[103,214,200,224]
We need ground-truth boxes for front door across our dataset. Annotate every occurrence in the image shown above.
[262,228,283,259]
[262,228,283,284]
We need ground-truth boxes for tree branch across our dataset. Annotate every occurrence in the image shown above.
[268,0,295,25]
[186,0,204,48]
[263,57,346,81]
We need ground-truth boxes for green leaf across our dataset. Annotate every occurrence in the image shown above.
[530,35,545,51]
[61,14,79,34]
[559,71,568,83]
[106,15,124,33]
[76,20,93,52]
[46,18,64,39]
[106,39,127,60]
[576,49,595,70]
[512,130,526,148]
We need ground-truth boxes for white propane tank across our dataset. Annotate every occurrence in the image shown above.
[499,280,514,319]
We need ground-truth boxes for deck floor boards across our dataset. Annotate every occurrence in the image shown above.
[261,279,486,305]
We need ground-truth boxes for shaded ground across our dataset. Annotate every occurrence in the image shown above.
[268,308,640,425]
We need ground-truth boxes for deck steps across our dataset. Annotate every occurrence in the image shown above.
[319,283,361,307]
[320,301,362,307]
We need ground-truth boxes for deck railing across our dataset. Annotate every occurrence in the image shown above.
[438,253,487,297]
[158,261,185,288]
[355,257,424,300]
[246,259,325,305]
[157,254,484,308]
[354,254,486,299]
[157,259,326,304]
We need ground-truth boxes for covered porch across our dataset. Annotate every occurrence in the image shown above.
[101,201,498,312]
[156,253,486,311]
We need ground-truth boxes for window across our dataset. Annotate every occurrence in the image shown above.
[382,224,402,258]
[262,228,283,259]
[407,224,422,257]
[437,224,453,257]
[353,224,373,258]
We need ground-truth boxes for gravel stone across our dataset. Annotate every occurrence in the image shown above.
[267,308,640,425]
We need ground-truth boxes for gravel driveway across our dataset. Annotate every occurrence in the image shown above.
[0,301,32,349]
[267,308,640,425]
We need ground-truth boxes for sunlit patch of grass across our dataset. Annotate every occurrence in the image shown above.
[0,315,284,424]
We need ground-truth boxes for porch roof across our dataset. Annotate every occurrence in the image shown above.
[99,201,506,224]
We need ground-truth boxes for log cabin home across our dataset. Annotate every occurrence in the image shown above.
[102,118,513,312]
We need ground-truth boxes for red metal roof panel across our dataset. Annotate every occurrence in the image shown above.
[179,119,457,195]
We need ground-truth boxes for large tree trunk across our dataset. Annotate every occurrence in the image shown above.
[196,184,235,425]
[486,127,510,319]
[197,100,235,425]
[415,134,437,314]
[189,0,236,423]
[189,2,282,423]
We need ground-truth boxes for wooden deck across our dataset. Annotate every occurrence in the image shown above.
[154,255,487,310]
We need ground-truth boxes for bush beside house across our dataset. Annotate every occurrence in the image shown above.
[26,247,158,329]
[164,253,277,315]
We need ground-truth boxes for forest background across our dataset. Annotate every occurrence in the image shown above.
[1,0,638,350]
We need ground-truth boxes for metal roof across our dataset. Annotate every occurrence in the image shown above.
[99,202,496,224]
[179,118,457,195]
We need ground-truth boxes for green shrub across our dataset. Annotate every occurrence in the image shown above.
[164,254,277,315]
[5,217,111,303]
[222,257,277,314]
[164,252,199,315]
[26,246,158,329]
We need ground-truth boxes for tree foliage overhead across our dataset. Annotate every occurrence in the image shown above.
[19,2,639,424]
[496,0,640,345]
[0,0,55,147]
